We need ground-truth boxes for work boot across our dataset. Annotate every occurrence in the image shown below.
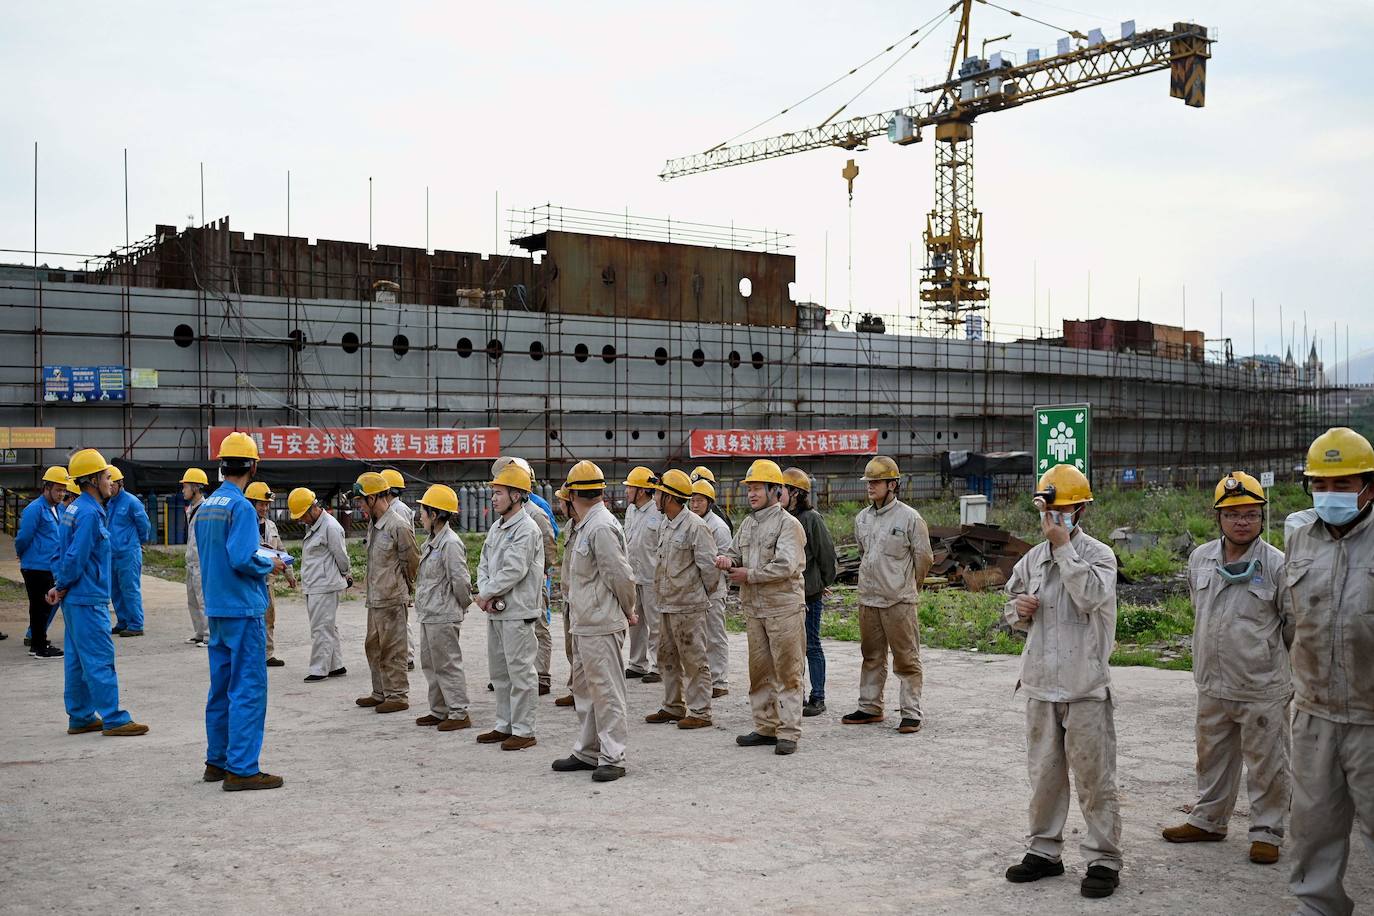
[677,716,712,729]
[842,709,883,725]
[29,646,63,659]
[1079,865,1120,898]
[223,772,285,792]
[118,629,144,637]
[593,765,626,782]
[328,667,347,677]
[645,709,682,724]
[802,699,826,717]
[415,714,443,726]
[356,696,383,707]
[407,660,415,671]
[538,683,551,696]
[437,716,472,732]
[203,764,226,782]
[1249,842,1280,865]
[375,700,409,714]
[1162,824,1226,843]
[476,729,512,744]
[1005,854,1065,883]
[266,657,284,667]
[66,720,104,735]
[642,672,662,684]
[486,682,494,691]
[303,674,327,683]
[552,755,597,772]
[775,739,798,755]
[102,722,149,737]
[500,735,537,751]
[625,669,646,679]
[555,694,575,708]
[736,731,778,747]
[712,687,729,698]
[898,718,923,734]
[110,626,124,635]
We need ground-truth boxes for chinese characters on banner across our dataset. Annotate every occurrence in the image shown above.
[689,429,880,459]
[207,427,501,462]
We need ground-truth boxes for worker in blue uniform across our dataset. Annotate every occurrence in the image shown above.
[17,465,68,658]
[47,448,149,737]
[106,465,152,636]
[196,431,285,791]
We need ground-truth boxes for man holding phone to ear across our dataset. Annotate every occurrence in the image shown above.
[1001,464,1123,900]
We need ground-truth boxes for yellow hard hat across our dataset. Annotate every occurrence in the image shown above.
[380,468,406,491]
[623,466,658,489]
[490,463,532,492]
[42,466,69,485]
[690,466,716,484]
[107,465,124,483]
[742,459,785,486]
[691,478,717,501]
[419,484,459,514]
[287,487,316,519]
[861,456,900,481]
[356,471,390,497]
[565,460,606,491]
[66,478,80,495]
[782,467,812,492]
[655,468,693,499]
[554,486,570,503]
[244,481,274,502]
[1304,427,1374,477]
[180,467,209,486]
[1036,464,1093,506]
[67,448,110,482]
[217,431,260,461]
[1214,471,1266,509]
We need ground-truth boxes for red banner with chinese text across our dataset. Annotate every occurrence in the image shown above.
[689,429,880,459]
[208,427,500,462]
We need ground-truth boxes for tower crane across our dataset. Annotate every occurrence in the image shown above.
[660,0,1213,335]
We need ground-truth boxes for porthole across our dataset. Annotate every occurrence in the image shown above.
[728,350,741,370]
[457,337,473,358]
[341,331,360,354]
[952,431,959,440]
[530,341,545,361]
[751,351,764,370]
[691,348,705,367]
[881,431,889,440]
[631,430,640,440]
[288,329,306,353]
[654,346,668,366]
[574,343,589,363]
[173,324,195,348]
[936,432,943,440]
[392,334,410,357]
[549,430,559,441]
[487,338,504,360]
[604,430,614,440]
[657,431,665,440]
[602,345,617,364]
[601,266,616,285]
[738,277,753,298]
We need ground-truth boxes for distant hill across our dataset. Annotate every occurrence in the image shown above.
[1333,348,1374,386]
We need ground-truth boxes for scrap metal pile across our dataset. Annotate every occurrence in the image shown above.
[836,523,1032,592]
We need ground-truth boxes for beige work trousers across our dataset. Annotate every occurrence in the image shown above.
[536,612,553,688]
[705,595,729,689]
[305,591,344,677]
[571,630,629,767]
[488,617,538,738]
[627,584,661,675]
[746,608,805,743]
[658,609,712,719]
[1024,696,1123,871]
[186,567,207,641]
[857,601,924,720]
[1289,712,1374,916]
[562,608,574,688]
[1187,692,1291,845]
[365,602,410,701]
[420,620,469,719]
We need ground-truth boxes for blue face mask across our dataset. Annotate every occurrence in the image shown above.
[1313,488,1367,526]
[1039,510,1075,531]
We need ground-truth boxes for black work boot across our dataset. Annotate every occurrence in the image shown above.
[735,731,778,747]
[1080,865,1120,898]
[802,699,826,717]
[1005,854,1065,883]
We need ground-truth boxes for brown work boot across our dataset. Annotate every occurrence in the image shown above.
[1162,824,1226,843]
[102,722,149,737]
[554,694,575,707]
[374,700,409,714]
[476,729,512,744]
[1249,842,1280,865]
[415,714,443,726]
[645,709,682,724]
[203,763,227,782]
[356,696,383,707]
[67,720,104,735]
[677,716,713,729]
[223,771,284,791]
[712,687,729,698]
[500,734,537,751]
[437,716,472,732]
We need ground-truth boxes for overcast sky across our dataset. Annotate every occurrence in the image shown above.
[3,1,1370,371]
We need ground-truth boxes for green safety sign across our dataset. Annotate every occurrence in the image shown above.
[1034,403,1091,477]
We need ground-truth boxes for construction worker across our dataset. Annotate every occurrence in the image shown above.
[47,449,147,736]
[196,431,283,789]
[494,456,559,695]
[181,468,210,647]
[381,468,418,671]
[690,466,734,533]
[1282,427,1374,915]
[1163,471,1291,865]
[553,485,579,708]
[413,484,473,732]
[623,466,663,681]
[843,456,933,733]
[105,465,151,636]
[691,478,733,697]
[714,459,807,756]
[474,460,544,750]
[552,460,639,781]
[290,487,350,683]
[355,471,419,714]
[246,482,297,667]
[781,468,838,717]
[645,469,720,730]
[17,466,68,659]
[1002,464,1122,899]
